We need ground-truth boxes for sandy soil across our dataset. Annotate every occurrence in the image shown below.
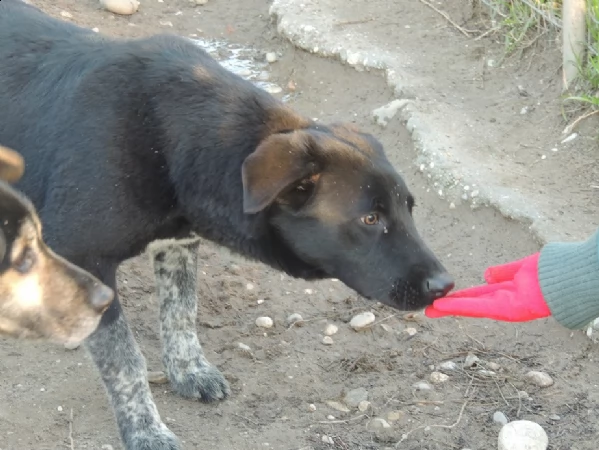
[0,1,597,449]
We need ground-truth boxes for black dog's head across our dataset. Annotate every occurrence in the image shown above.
[242,123,454,310]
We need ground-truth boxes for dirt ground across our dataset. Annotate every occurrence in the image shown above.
[0,1,598,449]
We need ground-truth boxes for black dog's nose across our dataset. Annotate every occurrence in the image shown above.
[89,284,114,313]
[424,273,455,300]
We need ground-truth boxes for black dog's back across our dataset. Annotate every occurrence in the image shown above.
[0,0,263,262]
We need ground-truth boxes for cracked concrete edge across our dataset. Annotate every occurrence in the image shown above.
[269,0,565,245]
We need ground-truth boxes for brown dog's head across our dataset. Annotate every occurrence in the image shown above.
[242,123,454,310]
[0,145,113,344]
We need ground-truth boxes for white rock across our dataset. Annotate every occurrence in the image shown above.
[64,341,81,351]
[286,313,304,327]
[368,417,391,430]
[257,299,265,305]
[263,85,283,94]
[561,133,578,144]
[255,316,274,328]
[192,0,208,5]
[430,371,449,384]
[325,401,350,413]
[439,361,457,371]
[99,0,140,15]
[493,411,508,426]
[350,312,375,331]
[403,327,417,336]
[488,362,501,371]
[147,371,169,384]
[322,336,334,345]
[236,342,253,355]
[413,381,433,391]
[57,406,63,412]
[525,371,554,388]
[326,415,336,420]
[387,410,405,422]
[372,99,411,128]
[60,11,73,18]
[324,323,339,336]
[464,353,480,368]
[357,400,371,412]
[265,52,278,63]
[498,420,548,450]
[321,435,334,445]
[344,387,368,407]
[308,403,317,412]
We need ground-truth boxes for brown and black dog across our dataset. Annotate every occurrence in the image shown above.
[0,145,113,345]
[0,1,453,449]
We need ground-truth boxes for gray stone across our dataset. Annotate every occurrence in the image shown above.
[344,387,369,407]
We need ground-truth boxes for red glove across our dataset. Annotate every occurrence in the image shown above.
[425,253,551,322]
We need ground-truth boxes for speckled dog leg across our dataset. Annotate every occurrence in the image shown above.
[149,238,230,402]
[85,310,181,450]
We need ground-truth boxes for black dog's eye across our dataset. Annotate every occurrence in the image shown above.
[361,213,379,225]
[13,247,36,274]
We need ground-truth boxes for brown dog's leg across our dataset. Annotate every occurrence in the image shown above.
[149,238,230,402]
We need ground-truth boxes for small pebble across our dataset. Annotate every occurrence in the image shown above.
[257,299,265,305]
[99,0,140,15]
[326,401,350,413]
[263,85,283,94]
[286,313,304,327]
[487,362,501,371]
[147,371,169,384]
[525,371,554,388]
[324,323,339,336]
[449,202,456,209]
[350,312,376,331]
[246,283,255,290]
[236,342,253,354]
[60,11,73,18]
[322,336,334,345]
[413,381,433,391]
[308,403,317,412]
[387,410,405,422]
[403,327,417,336]
[439,361,457,371]
[493,411,508,426]
[548,414,561,421]
[430,371,449,384]
[321,435,334,445]
[358,400,371,412]
[326,415,336,420]
[265,52,278,63]
[464,353,480,368]
[344,387,369,407]
[368,418,391,430]
[57,406,63,412]
[498,420,548,450]
[255,316,274,328]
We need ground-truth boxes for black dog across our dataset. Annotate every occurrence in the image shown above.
[0,1,453,449]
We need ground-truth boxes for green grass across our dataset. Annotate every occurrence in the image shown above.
[481,0,599,112]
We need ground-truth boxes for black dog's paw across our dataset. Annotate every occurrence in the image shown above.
[167,358,231,402]
[125,425,181,450]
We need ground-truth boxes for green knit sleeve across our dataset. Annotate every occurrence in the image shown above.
[538,229,599,329]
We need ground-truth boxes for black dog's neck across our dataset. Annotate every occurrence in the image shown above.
[158,87,326,280]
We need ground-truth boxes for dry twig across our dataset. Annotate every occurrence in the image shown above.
[563,110,599,135]
[419,0,471,38]
[68,408,74,450]
[395,400,469,446]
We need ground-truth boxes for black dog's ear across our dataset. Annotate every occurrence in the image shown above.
[242,131,319,214]
[0,146,24,184]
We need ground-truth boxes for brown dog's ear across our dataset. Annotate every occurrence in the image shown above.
[0,146,24,184]
[242,132,319,214]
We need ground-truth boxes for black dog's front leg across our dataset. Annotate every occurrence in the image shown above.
[84,262,181,450]
[149,238,231,402]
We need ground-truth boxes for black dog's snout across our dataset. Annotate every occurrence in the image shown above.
[88,283,114,313]
[424,273,455,300]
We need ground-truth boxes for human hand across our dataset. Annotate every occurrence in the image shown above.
[424,253,551,322]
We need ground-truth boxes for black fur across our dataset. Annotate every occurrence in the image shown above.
[0,1,453,449]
